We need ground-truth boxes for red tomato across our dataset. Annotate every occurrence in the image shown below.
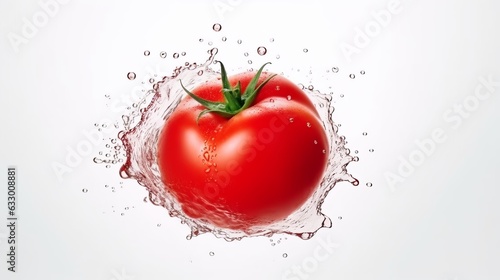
[158,62,328,230]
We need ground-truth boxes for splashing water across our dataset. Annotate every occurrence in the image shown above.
[117,47,357,241]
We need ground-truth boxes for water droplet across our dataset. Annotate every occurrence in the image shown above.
[276,54,280,59]
[366,182,373,187]
[149,78,155,84]
[289,118,294,123]
[82,188,88,193]
[362,132,368,136]
[199,38,204,42]
[369,149,374,152]
[237,39,242,44]
[244,52,249,57]
[313,140,318,145]
[360,70,366,75]
[222,36,227,42]
[303,48,308,53]
[120,213,125,216]
[125,207,129,210]
[269,99,274,103]
[282,253,288,258]
[247,60,252,64]
[143,50,150,56]
[160,51,167,58]
[306,122,311,128]
[332,67,339,73]
[257,46,267,56]
[286,95,291,101]
[349,74,355,79]
[340,94,344,98]
[173,53,179,59]
[181,51,186,56]
[197,70,204,76]
[270,38,275,42]
[213,23,222,32]
[354,150,359,154]
[209,251,215,256]
[338,216,342,220]
[308,85,314,90]
[127,72,136,80]
[205,168,211,173]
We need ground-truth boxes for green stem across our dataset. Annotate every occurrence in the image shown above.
[180,61,276,122]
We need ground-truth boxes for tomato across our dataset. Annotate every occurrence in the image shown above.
[157,62,329,230]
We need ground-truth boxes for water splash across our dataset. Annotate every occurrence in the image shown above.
[117,48,357,241]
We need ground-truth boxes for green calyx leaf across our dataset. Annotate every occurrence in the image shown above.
[180,61,277,123]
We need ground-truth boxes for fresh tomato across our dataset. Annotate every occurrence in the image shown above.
[157,62,329,230]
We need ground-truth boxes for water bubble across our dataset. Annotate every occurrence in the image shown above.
[149,78,155,84]
[244,52,249,57]
[82,188,88,193]
[369,149,374,152]
[354,150,359,154]
[127,72,136,80]
[197,70,204,76]
[338,216,342,220]
[289,118,294,123]
[349,74,355,79]
[121,213,125,216]
[282,253,288,258]
[303,48,308,53]
[222,36,227,42]
[212,23,222,32]
[143,50,150,56]
[340,94,344,98]
[257,46,267,56]
[270,38,275,42]
[199,38,204,42]
[306,122,311,127]
[360,70,366,75]
[366,182,373,187]
[173,53,179,59]
[362,132,368,136]
[276,55,280,59]
[286,95,291,101]
[181,52,186,56]
[313,140,318,145]
[332,67,339,73]
[237,39,242,44]
[160,51,167,58]
[248,60,252,64]
[209,251,215,256]
[157,224,161,227]
[308,85,314,90]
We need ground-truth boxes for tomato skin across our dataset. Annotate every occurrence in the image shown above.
[158,71,329,230]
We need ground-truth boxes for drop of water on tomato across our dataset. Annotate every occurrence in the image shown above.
[212,23,222,32]
[127,72,136,80]
[289,117,294,123]
[306,122,311,127]
[257,46,267,56]
[286,95,291,100]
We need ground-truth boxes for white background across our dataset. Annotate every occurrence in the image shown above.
[1,0,500,279]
